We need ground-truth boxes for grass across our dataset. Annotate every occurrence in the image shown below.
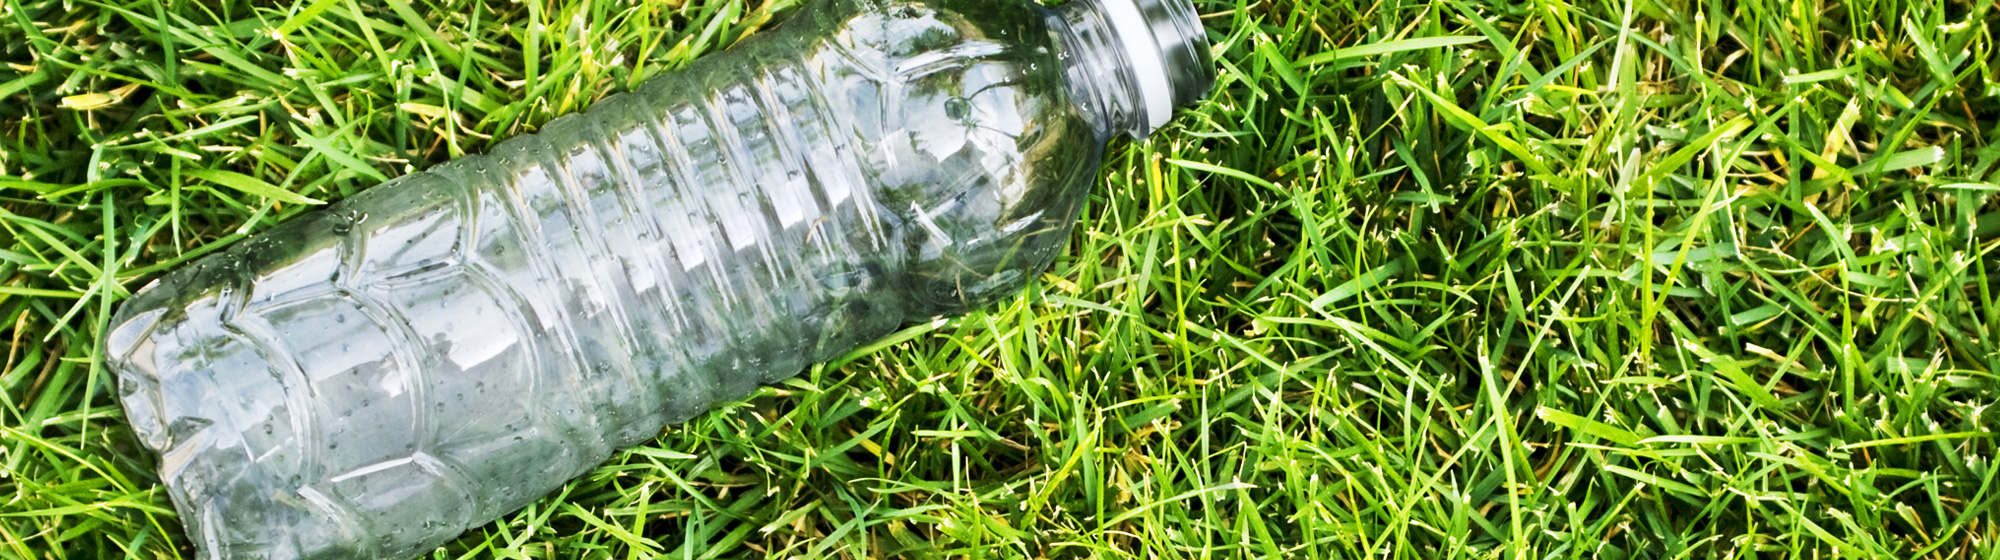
[2,0,1998,557]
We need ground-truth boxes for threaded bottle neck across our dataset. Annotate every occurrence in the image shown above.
[1051,0,1215,139]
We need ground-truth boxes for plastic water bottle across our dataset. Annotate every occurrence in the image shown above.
[105,0,1211,556]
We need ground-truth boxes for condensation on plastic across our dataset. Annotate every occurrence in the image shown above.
[104,0,1207,557]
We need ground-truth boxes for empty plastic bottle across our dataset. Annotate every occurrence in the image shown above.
[105,0,1212,556]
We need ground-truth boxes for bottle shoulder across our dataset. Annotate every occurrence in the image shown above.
[784,0,1105,314]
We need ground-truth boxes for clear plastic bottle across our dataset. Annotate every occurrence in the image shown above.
[105,0,1211,556]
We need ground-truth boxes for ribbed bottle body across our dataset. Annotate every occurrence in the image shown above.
[106,0,1118,556]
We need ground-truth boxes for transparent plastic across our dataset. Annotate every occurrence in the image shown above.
[104,0,1211,557]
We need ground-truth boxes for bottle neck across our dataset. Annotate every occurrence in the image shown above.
[1050,0,1215,140]
[1051,1,1148,139]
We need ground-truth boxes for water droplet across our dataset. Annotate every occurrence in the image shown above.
[945,97,970,120]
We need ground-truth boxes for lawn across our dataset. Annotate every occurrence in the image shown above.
[2,0,1997,557]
